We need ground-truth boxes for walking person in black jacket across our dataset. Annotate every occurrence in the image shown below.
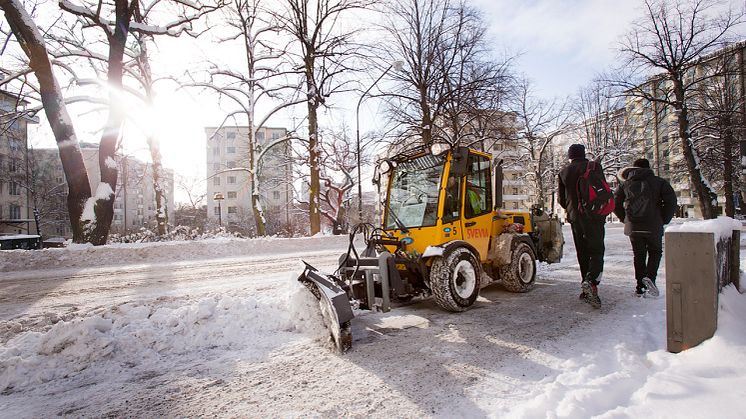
[558,144,606,308]
[613,158,677,297]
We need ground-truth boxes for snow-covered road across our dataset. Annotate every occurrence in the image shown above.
[1,224,745,418]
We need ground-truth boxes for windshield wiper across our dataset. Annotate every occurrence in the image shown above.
[387,206,409,234]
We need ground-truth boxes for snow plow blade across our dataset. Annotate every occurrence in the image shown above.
[297,261,354,352]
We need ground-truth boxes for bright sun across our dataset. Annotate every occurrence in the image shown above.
[124,87,208,181]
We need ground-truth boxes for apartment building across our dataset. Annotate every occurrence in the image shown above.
[0,91,39,235]
[484,112,536,212]
[624,40,746,217]
[33,144,175,237]
[205,126,293,234]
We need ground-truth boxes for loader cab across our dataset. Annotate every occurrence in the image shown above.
[377,145,494,260]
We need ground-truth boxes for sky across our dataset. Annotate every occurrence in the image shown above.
[470,0,644,99]
[2,221,746,416]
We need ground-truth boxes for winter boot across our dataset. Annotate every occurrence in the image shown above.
[642,277,659,298]
[581,280,601,309]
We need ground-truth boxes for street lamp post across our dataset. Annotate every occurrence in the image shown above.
[214,192,224,226]
[355,61,403,224]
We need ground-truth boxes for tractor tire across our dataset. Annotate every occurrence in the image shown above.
[499,241,536,293]
[430,246,480,312]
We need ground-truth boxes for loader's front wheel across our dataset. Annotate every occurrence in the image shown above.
[499,242,536,293]
[430,247,480,312]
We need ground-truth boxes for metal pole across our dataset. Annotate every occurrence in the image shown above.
[356,64,395,224]
[218,200,222,226]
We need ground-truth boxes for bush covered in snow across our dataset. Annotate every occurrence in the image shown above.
[107,226,244,244]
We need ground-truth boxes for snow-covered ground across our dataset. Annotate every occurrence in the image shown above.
[1,223,745,418]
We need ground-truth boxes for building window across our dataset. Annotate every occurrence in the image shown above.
[512,188,518,195]
[512,202,519,209]
[9,204,21,219]
[214,206,220,215]
[228,176,236,184]
[213,177,221,186]
[227,131,236,139]
[227,206,237,214]
[213,163,221,171]
[227,161,236,169]
[9,182,20,195]
[273,191,280,199]
[271,132,280,140]
[9,158,18,172]
[227,146,236,154]
[227,191,237,199]
[256,132,264,141]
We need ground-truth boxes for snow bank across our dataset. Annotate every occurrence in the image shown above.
[0,279,327,392]
[0,234,350,272]
[665,216,742,244]
[504,285,746,418]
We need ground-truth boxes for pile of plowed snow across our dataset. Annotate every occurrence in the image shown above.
[0,234,350,272]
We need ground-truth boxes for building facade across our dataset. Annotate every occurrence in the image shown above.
[624,40,746,217]
[205,126,293,234]
[0,91,38,235]
[33,144,175,237]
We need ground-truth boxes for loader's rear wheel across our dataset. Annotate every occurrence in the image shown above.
[499,242,536,293]
[430,247,480,312]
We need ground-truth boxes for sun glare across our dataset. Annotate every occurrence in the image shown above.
[125,88,207,181]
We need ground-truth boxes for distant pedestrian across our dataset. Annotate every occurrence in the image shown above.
[613,158,677,297]
[558,144,610,308]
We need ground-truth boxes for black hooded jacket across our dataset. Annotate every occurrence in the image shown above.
[558,158,591,223]
[613,167,677,236]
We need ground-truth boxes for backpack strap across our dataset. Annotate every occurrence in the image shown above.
[585,160,596,175]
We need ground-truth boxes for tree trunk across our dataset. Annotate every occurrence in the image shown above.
[88,0,132,245]
[420,83,432,145]
[723,115,735,217]
[135,34,168,236]
[0,0,93,242]
[674,81,717,219]
[306,61,321,235]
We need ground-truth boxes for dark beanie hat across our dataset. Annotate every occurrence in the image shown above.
[567,144,585,160]
[633,158,650,168]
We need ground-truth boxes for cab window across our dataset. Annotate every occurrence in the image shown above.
[465,153,492,218]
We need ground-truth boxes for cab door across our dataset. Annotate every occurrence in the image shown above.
[462,152,493,260]
[439,155,464,244]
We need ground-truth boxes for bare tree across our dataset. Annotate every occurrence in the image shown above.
[271,0,367,235]
[318,126,355,232]
[377,0,511,151]
[572,81,638,177]
[49,0,220,242]
[610,0,744,219]
[0,0,93,242]
[509,77,569,208]
[194,0,304,236]
[689,48,745,216]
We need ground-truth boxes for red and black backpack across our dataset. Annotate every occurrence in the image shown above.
[576,160,615,219]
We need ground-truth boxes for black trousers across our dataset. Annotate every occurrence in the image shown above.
[570,217,605,284]
[630,233,663,288]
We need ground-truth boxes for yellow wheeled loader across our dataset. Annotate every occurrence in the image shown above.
[298,143,564,352]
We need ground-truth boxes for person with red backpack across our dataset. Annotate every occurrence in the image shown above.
[613,158,677,297]
[558,144,614,308]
